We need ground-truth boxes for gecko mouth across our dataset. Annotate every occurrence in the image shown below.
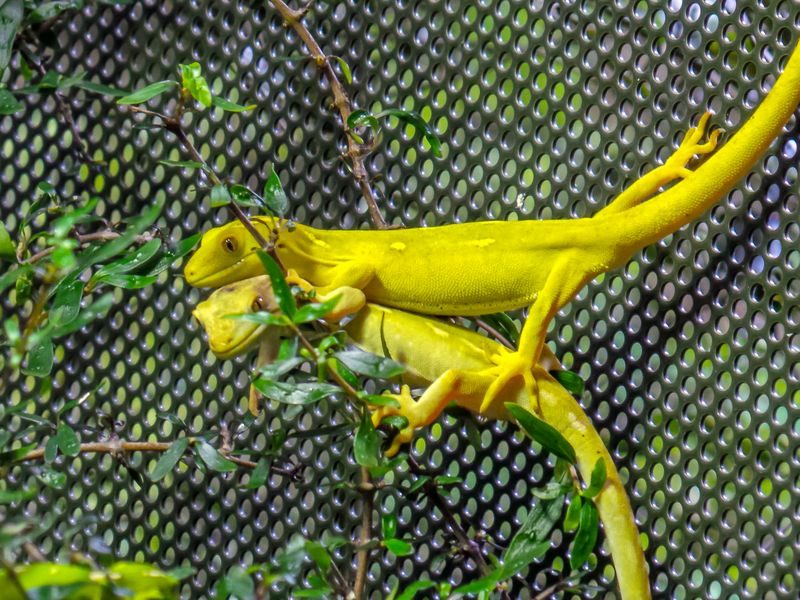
[192,307,265,359]
[185,251,260,287]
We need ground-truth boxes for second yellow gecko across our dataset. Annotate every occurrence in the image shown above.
[191,275,651,600]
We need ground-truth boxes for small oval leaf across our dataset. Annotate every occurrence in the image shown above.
[506,403,576,464]
[150,438,189,481]
[117,80,179,105]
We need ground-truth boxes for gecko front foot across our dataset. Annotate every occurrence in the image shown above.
[480,349,539,414]
[664,111,722,178]
[370,385,418,457]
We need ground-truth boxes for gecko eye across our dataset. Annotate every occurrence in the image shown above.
[223,237,237,253]
[251,296,264,312]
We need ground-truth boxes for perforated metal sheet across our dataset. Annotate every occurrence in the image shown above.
[2,1,799,598]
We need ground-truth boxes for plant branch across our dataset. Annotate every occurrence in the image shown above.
[407,458,511,599]
[285,321,375,600]
[17,39,94,165]
[17,440,297,477]
[267,0,387,229]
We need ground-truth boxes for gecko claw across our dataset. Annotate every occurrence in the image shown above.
[663,111,720,179]
[479,350,539,414]
[370,385,417,457]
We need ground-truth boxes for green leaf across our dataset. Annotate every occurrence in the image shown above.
[242,457,270,489]
[149,437,189,481]
[304,539,332,574]
[334,350,404,379]
[384,538,413,556]
[37,467,66,489]
[354,415,380,468]
[92,238,161,280]
[570,500,599,570]
[117,80,179,105]
[479,312,520,346]
[137,232,201,277]
[453,570,504,594]
[506,403,576,464]
[257,250,296,318]
[376,415,408,431]
[212,95,256,112]
[108,561,180,594]
[581,458,607,499]
[50,279,83,327]
[331,56,352,84]
[382,514,397,539]
[229,183,264,208]
[395,580,436,600]
[331,357,359,387]
[50,292,114,338]
[503,495,564,573]
[405,474,430,495]
[361,394,400,409]
[210,184,232,207]
[0,486,36,504]
[44,436,59,463]
[66,200,162,275]
[0,0,23,75]
[252,379,339,405]
[56,423,80,457]
[24,1,78,23]
[96,272,159,290]
[531,481,571,500]
[263,163,289,216]
[194,440,237,472]
[254,356,304,380]
[292,296,340,324]
[0,263,31,294]
[433,475,462,487]
[69,79,128,97]
[217,565,254,599]
[158,159,205,169]
[347,109,380,132]
[552,369,585,396]
[227,311,288,327]
[22,336,54,377]
[0,442,37,466]
[180,62,212,107]
[376,108,442,157]
[563,495,582,531]
[0,87,23,114]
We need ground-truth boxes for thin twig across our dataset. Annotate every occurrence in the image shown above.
[17,40,94,165]
[474,318,515,349]
[353,466,373,599]
[17,440,296,477]
[127,105,275,254]
[267,0,387,229]
[286,321,375,600]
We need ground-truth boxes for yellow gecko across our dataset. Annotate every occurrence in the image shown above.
[185,41,800,414]
[191,275,651,600]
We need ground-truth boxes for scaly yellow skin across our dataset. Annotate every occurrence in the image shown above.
[191,275,650,600]
[186,41,800,414]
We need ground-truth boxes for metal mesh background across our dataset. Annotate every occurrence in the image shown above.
[2,0,799,598]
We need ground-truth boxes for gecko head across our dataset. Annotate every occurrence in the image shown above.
[192,276,280,359]
[184,217,278,287]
